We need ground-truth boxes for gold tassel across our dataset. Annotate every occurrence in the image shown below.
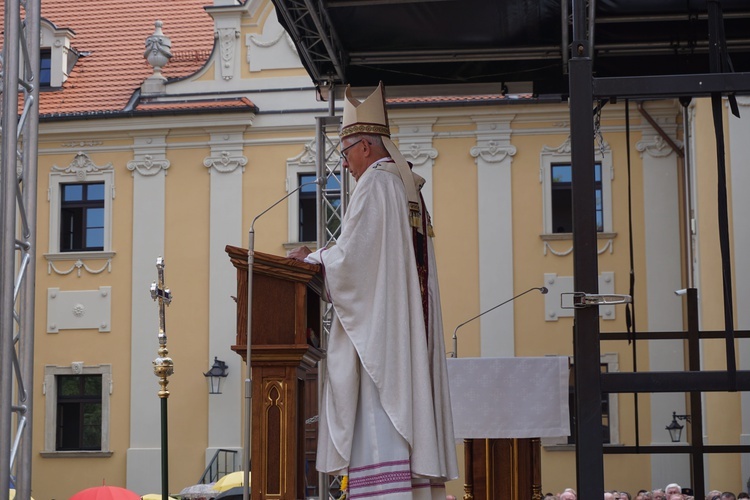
[427,224,435,237]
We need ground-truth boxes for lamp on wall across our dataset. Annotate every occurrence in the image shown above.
[204,357,229,394]
[666,411,691,442]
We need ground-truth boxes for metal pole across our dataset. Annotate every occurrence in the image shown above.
[570,0,605,497]
[1,0,22,495]
[161,398,169,500]
[687,288,705,498]
[18,0,41,496]
[242,229,254,500]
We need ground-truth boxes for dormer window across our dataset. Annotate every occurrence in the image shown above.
[39,19,76,88]
[40,49,52,88]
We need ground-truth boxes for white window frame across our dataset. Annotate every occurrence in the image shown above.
[285,139,342,247]
[42,363,113,457]
[542,353,620,449]
[46,153,116,263]
[540,136,614,235]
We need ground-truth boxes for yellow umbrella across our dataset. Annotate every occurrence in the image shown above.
[141,495,177,500]
[212,472,249,493]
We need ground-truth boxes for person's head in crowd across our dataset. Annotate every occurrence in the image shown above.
[721,493,737,500]
[666,484,682,497]
[737,493,749,499]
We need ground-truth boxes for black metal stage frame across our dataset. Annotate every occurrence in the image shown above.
[269,0,750,497]
[569,1,750,498]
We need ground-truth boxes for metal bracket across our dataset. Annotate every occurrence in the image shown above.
[561,292,633,309]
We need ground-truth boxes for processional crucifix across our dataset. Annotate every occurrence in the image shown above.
[150,257,174,500]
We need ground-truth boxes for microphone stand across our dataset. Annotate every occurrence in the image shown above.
[242,177,322,500]
[451,286,548,358]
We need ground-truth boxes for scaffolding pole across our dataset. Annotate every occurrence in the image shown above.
[1,0,41,498]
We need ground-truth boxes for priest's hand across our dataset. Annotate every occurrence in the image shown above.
[288,245,312,261]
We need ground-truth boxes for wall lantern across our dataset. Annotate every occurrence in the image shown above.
[204,357,229,394]
[666,411,691,443]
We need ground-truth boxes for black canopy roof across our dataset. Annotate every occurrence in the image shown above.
[271,0,750,96]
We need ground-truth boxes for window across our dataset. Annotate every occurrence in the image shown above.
[56,375,102,450]
[542,353,619,448]
[286,139,345,246]
[540,137,613,235]
[60,182,105,252]
[47,152,114,258]
[567,361,610,445]
[550,163,603,233]
[43,364,112,457]
[298,173,341,242]
[40,49,51,87]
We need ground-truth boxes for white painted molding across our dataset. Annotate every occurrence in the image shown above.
[472,117,516,357]
[216,27,240,80]
[203,151,248,173]
[245,7,301,72]
[47,287,112,333]
[46,255,113,277]
[636,135,683,158]
[51,151,114,179]
[126,155,170,177]
[543,238,614,257]
[470,140,517,163]
[401,142,438,166]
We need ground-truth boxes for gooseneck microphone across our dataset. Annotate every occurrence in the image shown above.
[450,286,548,358]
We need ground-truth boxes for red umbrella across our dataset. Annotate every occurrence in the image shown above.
[70,486,140,500]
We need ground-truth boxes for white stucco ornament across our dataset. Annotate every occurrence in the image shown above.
[144,20,172,80]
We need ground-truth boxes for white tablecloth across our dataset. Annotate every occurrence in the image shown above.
[446,357,570,439]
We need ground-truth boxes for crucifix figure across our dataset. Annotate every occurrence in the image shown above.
[150,256,174,398]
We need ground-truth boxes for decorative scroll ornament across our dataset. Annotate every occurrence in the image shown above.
[401,143,438,166]
[543,238,614,257]
[48,258,112,277]
[636,135,683,158]
[127,155,170,177]
[542,135,611,156]
[288,138,340,169]
[216,28,240,81]
[248,29,285,48]
[52,152,114,181]
[203,151,248,174]
[470,140,517,163]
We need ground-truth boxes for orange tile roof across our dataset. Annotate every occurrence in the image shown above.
[135,97,257,113]
[3,0,219,117]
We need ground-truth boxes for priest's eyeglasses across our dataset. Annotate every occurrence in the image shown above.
[340,139,363,160]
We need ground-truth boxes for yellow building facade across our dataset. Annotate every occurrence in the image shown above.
[17,0,750,498]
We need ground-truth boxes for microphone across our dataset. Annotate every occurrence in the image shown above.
[242,175,324,500]
[450,286,548,358]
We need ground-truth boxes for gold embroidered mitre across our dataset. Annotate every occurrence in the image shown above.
[340,82,427,232]
[341,82,390,138]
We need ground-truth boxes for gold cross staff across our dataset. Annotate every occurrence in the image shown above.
[150,257,174,398]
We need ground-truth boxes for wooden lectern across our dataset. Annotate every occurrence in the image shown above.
[226,245,324,500]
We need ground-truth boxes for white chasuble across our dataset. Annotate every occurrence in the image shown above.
[306,161,457,497]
